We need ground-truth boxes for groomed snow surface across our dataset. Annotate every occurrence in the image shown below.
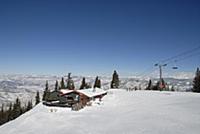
[0,89,200,134]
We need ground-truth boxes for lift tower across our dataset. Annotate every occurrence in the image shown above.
[154,63,167,89]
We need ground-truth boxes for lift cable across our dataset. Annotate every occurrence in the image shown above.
[136,45,200,79]
[159,45,200,64]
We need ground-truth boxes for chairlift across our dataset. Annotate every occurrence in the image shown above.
[172,66,178,69]
[154,63,159,67]
[163,64,167,67]
[172,60,178,70]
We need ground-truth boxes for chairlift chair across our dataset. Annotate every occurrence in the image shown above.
[172,60,178,70]
[172,66,178,69]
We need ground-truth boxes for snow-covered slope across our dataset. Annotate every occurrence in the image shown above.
[1,89,200,134]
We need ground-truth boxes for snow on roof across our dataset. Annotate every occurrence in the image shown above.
[76,88,107,98]
[60,89,74,95]
[60,88,107,98]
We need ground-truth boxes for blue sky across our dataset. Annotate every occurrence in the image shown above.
[0,0,200,76]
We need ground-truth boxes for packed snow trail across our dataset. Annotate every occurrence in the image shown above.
[0,89,200,134]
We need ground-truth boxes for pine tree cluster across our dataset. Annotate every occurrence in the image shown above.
[42,74,76,102]
[0,92,40,126]
[42,71,120,102]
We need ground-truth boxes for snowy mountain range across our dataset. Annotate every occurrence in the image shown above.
[0,72,194,106]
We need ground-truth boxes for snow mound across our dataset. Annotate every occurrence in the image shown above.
[0,89,200,134]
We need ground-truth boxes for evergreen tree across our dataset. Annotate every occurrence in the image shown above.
[98,79,101,88]
[55,80,59,91]
[111,70,119,89]
[7,103,13,121]
[60,77,65,89]
[66,73,75,90]
[80,77,87,89]
[94,76,98,88]
[35,91,40,105]
[171,86,175,92]
[0,99,35,126]
[146,79,152,90]
[94,76,101,88]
[12,98,22,119]
[0,104,5,125]
[134,86,138,91]
[192,67,200,93]
[42,81,49,101]
[26,101,33,111]
[1,104,4,114]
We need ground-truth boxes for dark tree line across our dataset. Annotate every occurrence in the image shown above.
[80,71,120,90]
[42,73,76,102]
[42,71,120,102]
[0,92,40,126]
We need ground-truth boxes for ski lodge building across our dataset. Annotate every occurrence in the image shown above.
[59,88,107,106]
